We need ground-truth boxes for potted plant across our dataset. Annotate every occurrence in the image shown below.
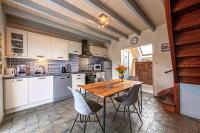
[115,65,127,82]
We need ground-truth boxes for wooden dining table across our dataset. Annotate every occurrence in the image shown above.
[79,79,143,133]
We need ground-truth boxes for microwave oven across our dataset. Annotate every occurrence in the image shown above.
[93,64,102,71]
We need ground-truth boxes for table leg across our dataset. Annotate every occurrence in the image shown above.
[103,98,106,133]
[140,86,142,113]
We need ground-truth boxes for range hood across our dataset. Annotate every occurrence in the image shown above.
[80,40,93,57]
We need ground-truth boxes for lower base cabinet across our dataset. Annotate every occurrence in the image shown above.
[4,76,53,111]
[4,78,29,110]
[29,76,53,104]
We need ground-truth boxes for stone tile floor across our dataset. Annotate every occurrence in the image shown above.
[0,92,200,133]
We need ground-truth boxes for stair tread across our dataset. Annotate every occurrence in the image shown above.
[162,95,175,106]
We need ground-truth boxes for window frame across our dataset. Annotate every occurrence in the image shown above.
[138,44,152,56]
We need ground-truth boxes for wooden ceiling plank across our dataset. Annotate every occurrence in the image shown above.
[3,5,111,43]
[124,0,156,31]
[11,0,114,42]
[50,0,128,38]
[87,0,140,35]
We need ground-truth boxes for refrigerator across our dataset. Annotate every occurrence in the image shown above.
[102,60,112,80]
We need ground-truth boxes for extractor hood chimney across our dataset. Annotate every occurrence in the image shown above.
[80,40,92,57]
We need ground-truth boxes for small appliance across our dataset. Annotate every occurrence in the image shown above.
[62,66,66,73]
[5,68,16,77]
[16,64,27,76]
[94,64,102,71]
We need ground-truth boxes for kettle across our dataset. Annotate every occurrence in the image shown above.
[5,68,16,77]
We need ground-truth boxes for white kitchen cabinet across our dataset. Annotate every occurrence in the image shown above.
[29,76,53,104]
[96,72,105,80]
[89,46,108,57]
[4,78,29,110]
[68,41,82,55]
[28,32,51,59]
[71,73,85,92]
[51,37,69,60]
[6,27,28,57]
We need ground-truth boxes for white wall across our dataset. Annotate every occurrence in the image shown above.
[180,83,200,119]
[108,24,174,96]
[0,3,5,123]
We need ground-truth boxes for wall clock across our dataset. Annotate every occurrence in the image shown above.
[130,37,138,44]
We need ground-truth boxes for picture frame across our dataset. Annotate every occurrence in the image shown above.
[161,43,170,52]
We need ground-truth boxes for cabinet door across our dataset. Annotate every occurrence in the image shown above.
[68,41,82,55]
[4,78,28,109]
[6,27,28,57]
[72,74,85,90]
[28,32,51,58]
[102,48,108,57]
[51,37,69,60]
[96,72,105,80]
[29,76,53,103]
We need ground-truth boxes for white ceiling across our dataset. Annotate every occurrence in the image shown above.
[2,0,166,43]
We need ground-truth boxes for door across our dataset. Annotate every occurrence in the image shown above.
[4,78,29,109]
[51,37,69,60]
[122,50,130,78]
[29,77,53,103]
[28,32,51,58]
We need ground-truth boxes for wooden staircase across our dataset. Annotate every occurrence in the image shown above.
[158,0,200,112]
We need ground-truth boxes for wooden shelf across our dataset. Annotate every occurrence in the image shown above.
[178,68,200,78]
[180,76,200,85]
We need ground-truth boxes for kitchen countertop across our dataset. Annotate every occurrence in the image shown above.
[3,70,105,79]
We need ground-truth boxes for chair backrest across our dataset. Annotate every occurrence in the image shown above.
[68,87,93,115]
[122,84,141,106]
[127,76,138,81]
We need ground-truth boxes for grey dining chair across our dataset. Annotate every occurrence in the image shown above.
[68,87,103,133]
[113,84,143,133]
[96,78,117,110]
[127,76,139,81]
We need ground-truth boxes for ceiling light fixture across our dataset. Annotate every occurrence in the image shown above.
[98,13,108,28]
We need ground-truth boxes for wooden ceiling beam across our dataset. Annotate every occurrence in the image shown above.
[124,0,156,31]
[87,0,140,35]
[50,0,128,39]
[3,5,111,43]
[9,0,117,42]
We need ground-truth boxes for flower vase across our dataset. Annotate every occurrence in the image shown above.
[119,73,124,82]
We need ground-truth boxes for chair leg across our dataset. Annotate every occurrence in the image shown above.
[123,107,126,118]
[97,97,100,103]
[110,97,116,110]
[95,113,103,131]
[70,113,79,133]
[133,105,143,124]
[127,106,132,133]
[113,104,121,122]
[84,116,88,133]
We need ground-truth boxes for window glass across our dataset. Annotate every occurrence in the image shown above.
[139,44,152,56]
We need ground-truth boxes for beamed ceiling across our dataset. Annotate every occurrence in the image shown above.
[2,0,166,43]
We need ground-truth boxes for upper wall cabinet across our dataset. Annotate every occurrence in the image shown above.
[6,27,28,57]
[68,41,82,55]
[89,46,108,57]
[28,32,51,59]
[51,37,69,60]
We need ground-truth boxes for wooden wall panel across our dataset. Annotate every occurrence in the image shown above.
[173,0,200,13]
[179,68,200,78]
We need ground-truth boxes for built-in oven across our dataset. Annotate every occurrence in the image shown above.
[93,64,102,71]
[85,72,96,84]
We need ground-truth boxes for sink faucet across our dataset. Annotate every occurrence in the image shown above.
[39,65,46,74]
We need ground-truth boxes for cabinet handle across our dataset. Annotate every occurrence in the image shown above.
[77,75,82,76]
[61,77,66,79]
[77,78,81,79]
[37,55,44,58]
[12,53,22,56]
[73,51,78,53]
[58,57,63,59]
[38,77,45,79]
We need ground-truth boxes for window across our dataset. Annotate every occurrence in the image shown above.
[138,44,152,56]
